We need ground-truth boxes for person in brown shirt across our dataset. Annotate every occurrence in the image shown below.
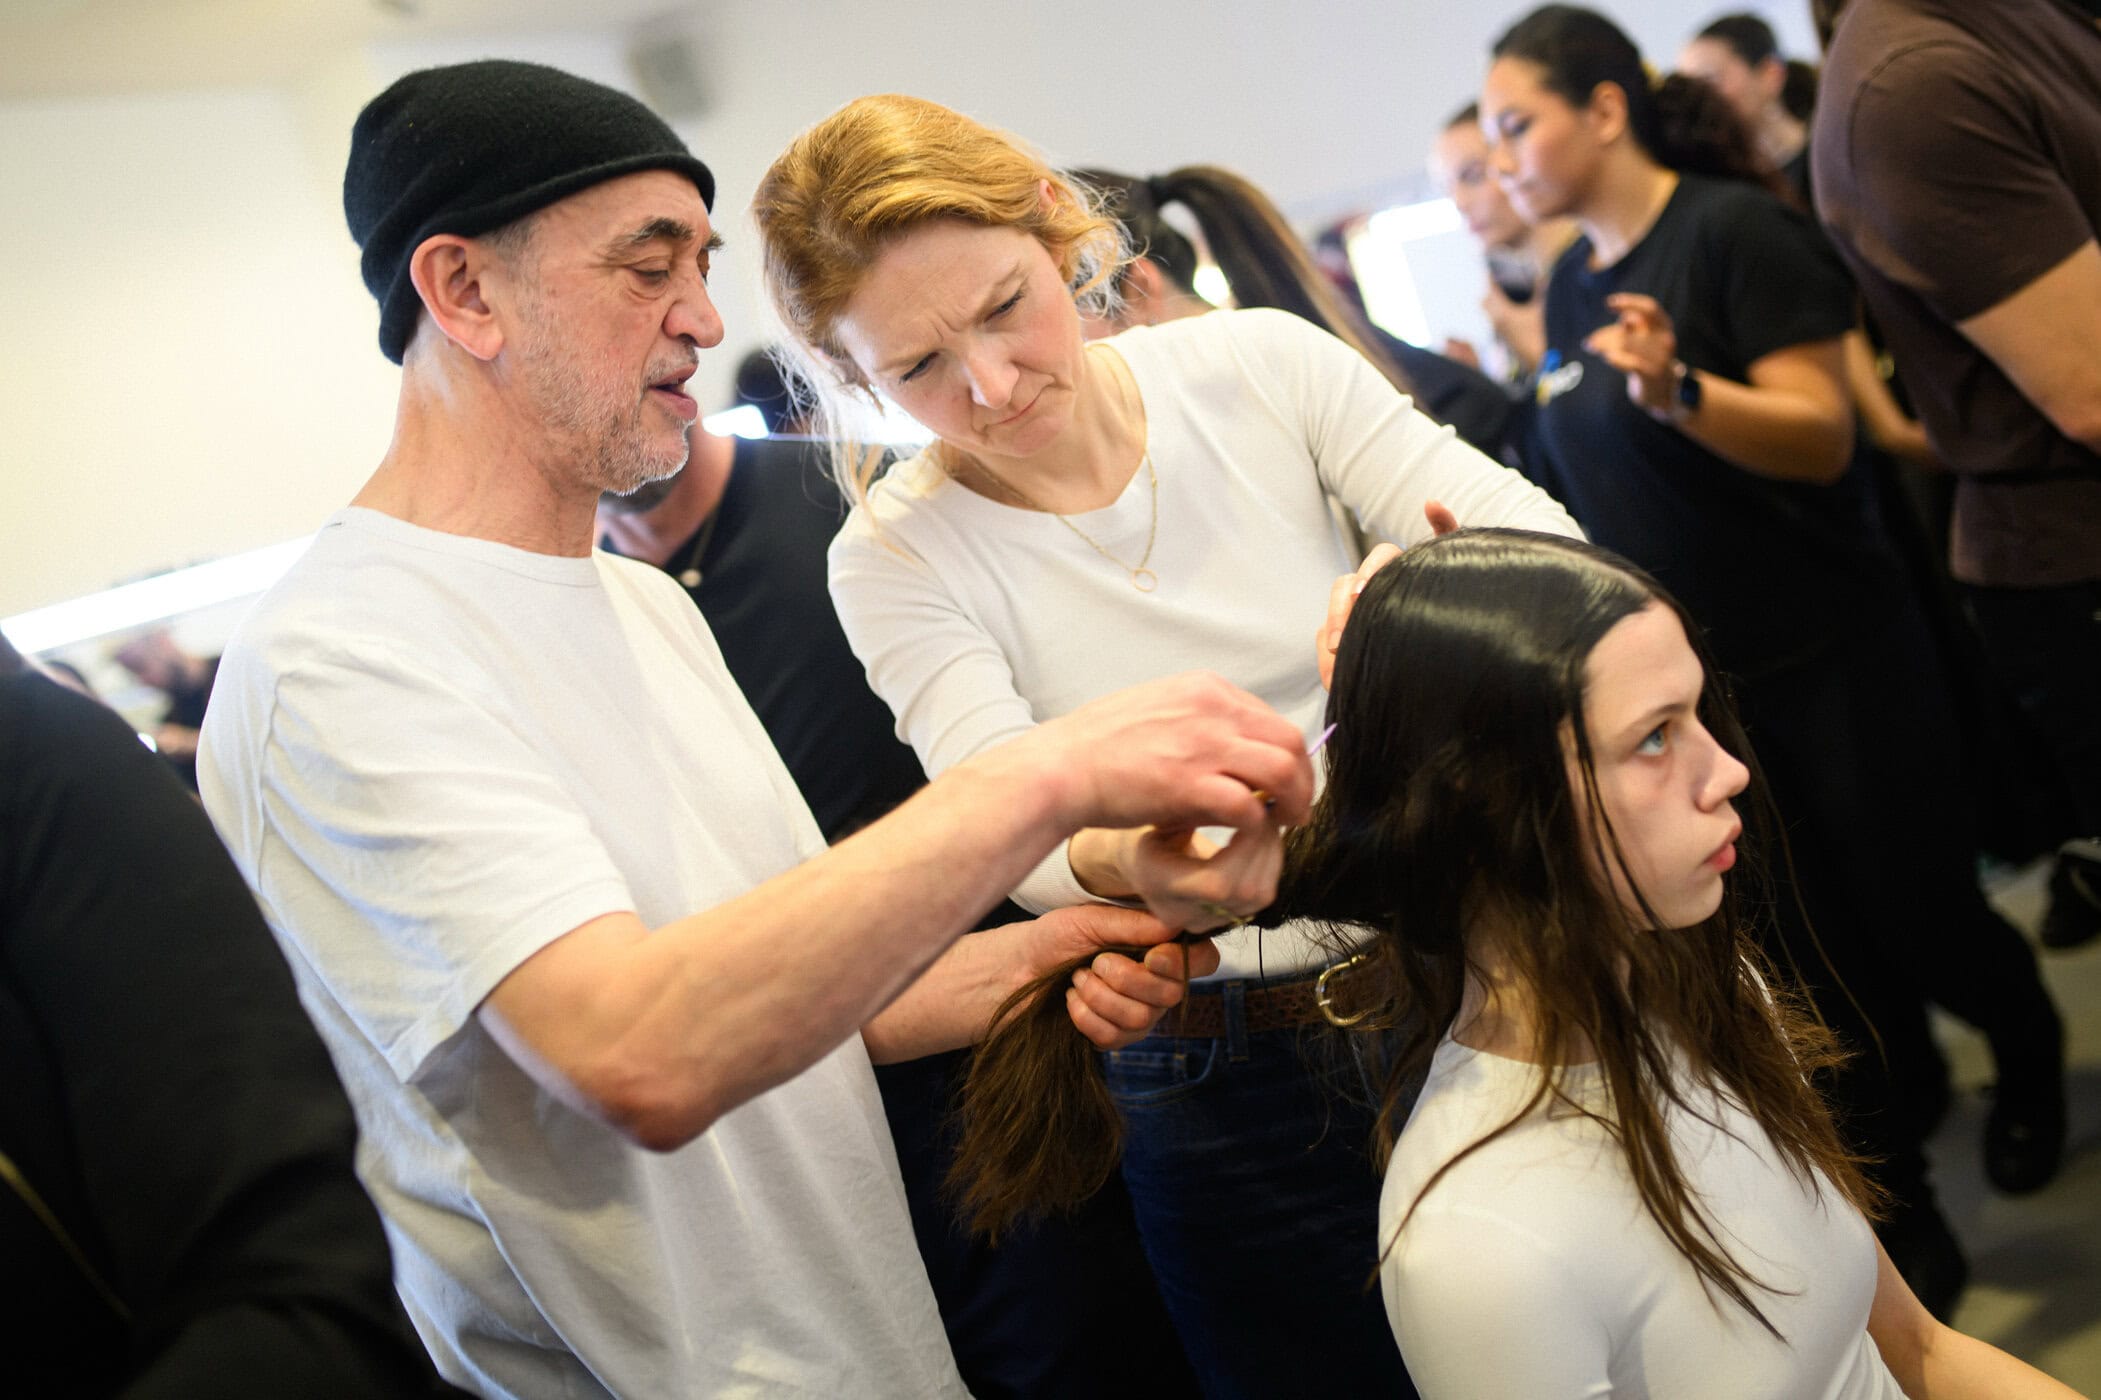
[1813,0,2101,949]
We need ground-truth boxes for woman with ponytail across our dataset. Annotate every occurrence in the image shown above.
[1075,164,1524,461]
[1280,527,2080,1399]
[1678,12,1816,203]
[1481,3,2067,1315]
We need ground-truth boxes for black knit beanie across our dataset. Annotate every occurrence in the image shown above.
[344,59,717,364]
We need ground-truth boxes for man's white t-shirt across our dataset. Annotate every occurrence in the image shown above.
[199,507,966,1400]
[1380,1034,1904,1399]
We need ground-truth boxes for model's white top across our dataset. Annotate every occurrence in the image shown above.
[200,508,965,1400]
[830,308,1581,977]
[1381,1034,1903,1399]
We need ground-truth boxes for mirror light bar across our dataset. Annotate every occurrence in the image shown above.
[2,536,315,655]
[1,409,777,655]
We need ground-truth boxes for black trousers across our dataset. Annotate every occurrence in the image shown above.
[1731,601,2063,1207]
[1962,578,2101,836]
[874,1047,1202,1400]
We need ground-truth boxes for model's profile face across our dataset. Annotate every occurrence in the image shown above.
[831,219,1087,465]
[1677,39,1765,128]
[1572,602,1749,931]
[1480,57,1599,226]
[1432,121,1531,250]
[503,169,724,496]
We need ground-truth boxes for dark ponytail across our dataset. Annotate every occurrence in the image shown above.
[1070,169,1204,300]
[1085,163,1418,399]
[1651,72,1777,189]
[1494,4,1780,194]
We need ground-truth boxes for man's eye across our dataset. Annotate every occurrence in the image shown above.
[635,267,671,284]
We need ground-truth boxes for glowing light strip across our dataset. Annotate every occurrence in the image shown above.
[1,537,315,655]
[1,409,774,654]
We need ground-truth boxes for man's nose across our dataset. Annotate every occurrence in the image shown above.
[669,278,724,349]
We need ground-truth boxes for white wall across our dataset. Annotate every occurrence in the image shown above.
[0,0,1817,619]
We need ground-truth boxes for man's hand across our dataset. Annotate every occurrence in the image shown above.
[1584,292,1681,417]
[1012,672,1316,834]
[1021,903,1221,1050]
[1317,501,1459,689]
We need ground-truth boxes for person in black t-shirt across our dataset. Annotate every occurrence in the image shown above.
[597,424,1201,1399]
[1481,3,2068,1318]
[0,636,461,1397]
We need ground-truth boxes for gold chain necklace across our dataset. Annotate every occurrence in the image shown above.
[963,349,1160,592]
[971,452,1160,592]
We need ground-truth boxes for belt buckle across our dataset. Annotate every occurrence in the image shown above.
[1315,953,1372,1028]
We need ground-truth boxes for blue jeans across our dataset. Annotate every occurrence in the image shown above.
[1103,981,1415,1400]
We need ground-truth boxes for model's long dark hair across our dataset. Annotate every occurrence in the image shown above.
[1268,528,1878,1335]
[1495,4,1780,195]
[1074,165,1418,401]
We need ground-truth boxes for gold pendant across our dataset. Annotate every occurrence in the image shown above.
[1130,567,1159,592]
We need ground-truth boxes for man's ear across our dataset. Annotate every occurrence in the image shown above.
[406,233,506,362]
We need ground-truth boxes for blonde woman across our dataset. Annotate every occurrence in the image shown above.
[753,94,1578,1396]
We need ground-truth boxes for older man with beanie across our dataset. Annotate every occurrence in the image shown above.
[198,60,1310,1398]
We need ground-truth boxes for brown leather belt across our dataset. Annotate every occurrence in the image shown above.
[1150,956,1380,1039]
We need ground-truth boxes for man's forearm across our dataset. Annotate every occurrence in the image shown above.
[861,922,1043,1064]
[480,672,1311,1150]
[483,747,1083,1149]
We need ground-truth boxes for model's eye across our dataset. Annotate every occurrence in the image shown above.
[898,354,935,385]
[1636,723,1669,757]
[989,289,1024,319]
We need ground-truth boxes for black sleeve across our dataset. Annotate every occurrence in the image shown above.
[0,675,456,1397]
[1383,335,1523,462]
[1717,188,1857,367]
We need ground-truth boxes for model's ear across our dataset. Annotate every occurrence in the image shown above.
[406,233,506,362]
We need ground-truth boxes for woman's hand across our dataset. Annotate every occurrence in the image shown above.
[1317,501,1459,689]
[1584,292,1681,418]
[1072,821,1284,936]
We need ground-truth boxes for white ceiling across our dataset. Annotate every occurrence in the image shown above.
[0,0,677,100]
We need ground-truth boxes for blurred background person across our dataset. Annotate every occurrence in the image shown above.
[1426,103,1579,383]
[1677,13,1815,204]
[111,627,219,789]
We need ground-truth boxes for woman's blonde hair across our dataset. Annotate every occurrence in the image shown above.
[751,94,1126,503]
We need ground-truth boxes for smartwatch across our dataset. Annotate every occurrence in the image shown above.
[1661,360,1702,424]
